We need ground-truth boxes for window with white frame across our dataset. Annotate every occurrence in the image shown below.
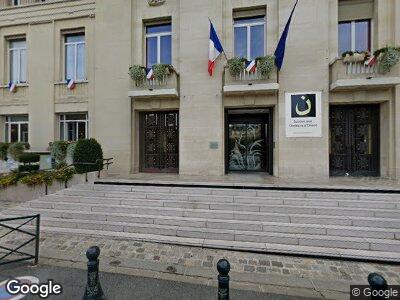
[338,19,371,55]
[9,39,27,84]
[234,16,265,61]
[64,33,86,81]
[59,113,88,141]
[145,23,172,67]
[11,0,21,6]
[5,115,28,143]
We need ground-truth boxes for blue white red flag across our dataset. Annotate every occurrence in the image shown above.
[274,0,298,70]
[8,81,16,93]
[365,55,377,67]
[245,60,257,73]
[67,79,76,90]
[146,68,154,80]
[208,19,224,76]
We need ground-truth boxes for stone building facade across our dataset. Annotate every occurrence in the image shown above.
[0,0,399,179]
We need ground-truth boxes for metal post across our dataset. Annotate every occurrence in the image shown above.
[83,246,105,300]
[368,273,388,300]
[217,259,230,300]
[34,214,40,265]
[85,172,88,183]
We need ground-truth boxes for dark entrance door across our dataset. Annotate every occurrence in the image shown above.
[140,111,179,173]
[226,109,273,174]
[330,104,380,176]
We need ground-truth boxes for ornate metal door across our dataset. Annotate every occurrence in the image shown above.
[330,105,379,176]
[140,111,179,173]
[227,113,269,172]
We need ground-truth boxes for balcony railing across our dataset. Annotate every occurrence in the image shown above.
[0,0,65,8]
[0,84,28,104]
[223,67,279,96]
[128,69,179,99]
[330,58,400,91]
[54,81,89,103]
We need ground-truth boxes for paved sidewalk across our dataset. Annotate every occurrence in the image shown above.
[2,232,400,299]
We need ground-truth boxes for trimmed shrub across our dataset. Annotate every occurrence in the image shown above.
[0,143,10,160]
[8,142,30,161]
[18,153,40,164]
[73,138,103,174]
[18,164,40,173]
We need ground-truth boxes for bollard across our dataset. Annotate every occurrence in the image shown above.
[368,273,388,300]
[217,259,230,300]
[83,246,106,300]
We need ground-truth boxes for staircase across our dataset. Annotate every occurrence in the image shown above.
[3,183,400,262]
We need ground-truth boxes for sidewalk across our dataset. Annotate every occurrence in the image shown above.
[2,232,400,299]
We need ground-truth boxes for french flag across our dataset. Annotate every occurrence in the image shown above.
[365,55,377,67]
[208,19,224,76]
[67,79,76,90]
[245,60,257,73]
[146,68,154,80]
[8,81,17,93]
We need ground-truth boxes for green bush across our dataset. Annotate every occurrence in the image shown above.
[256,55,275,78]
[73,138,103,174]
[227,57,246,77]
[19,171,53,186]
[53,166,75,182]
[152,64,173,81]
[49,141,69,164]
[0,172,22,189]
[0,143,10,160]
[18,153,40,164]
[8,142,30,161]
[129,65,146,82]
[18,164,40,173]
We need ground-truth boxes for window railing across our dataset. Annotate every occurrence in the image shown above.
[344,61,377,75]
[133,68,179,90]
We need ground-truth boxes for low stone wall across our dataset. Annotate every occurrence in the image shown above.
[0,170,107,202]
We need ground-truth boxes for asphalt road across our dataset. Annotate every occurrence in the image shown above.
[0,262,313,300]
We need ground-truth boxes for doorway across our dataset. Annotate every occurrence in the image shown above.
[225,108,273,174]
[329,104,380,176]
[140,111,179,173]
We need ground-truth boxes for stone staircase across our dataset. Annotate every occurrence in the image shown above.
[3,183,400,262]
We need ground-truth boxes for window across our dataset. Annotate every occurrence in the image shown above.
[234,16,265,61]
[64,34,85,81]
[145,23,172,67]
[9,39,27,84]
[338,20,371,55]
[5,115,28,143]
[11,0,21,6]
[59,113,88,141]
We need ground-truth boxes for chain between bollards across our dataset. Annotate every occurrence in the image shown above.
[368,273,388,300]
[217,259,230,300]
[83,246,106,300]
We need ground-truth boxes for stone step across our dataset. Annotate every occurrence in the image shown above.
[74,183,400,201]
[7,206,400,235]
[32,196,400,219]
[57,189,400,210]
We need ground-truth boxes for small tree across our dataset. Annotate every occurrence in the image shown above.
[8,142,30,161]
[73,139,103,174]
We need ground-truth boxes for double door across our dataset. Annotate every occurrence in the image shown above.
[329,105,380,176]
[140,111,179,173]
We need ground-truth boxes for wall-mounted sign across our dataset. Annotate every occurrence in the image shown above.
[148,0,166,6]
[285,92,322,137]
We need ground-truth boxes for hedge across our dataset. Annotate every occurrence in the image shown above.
[0,143,9,160]
[18,153,40,164]
[73,138,103,174]
[18,164,40,173]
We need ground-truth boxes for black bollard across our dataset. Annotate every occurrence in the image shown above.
[368,273,388,300]
[83,246,106,300]
[217,259,231,300]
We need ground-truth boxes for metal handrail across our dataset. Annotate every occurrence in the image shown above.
[0,214,40,266]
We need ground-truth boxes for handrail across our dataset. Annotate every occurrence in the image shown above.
[0,214,40,266]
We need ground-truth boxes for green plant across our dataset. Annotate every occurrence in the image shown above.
[129,65,146,82]
[49,141,69,165]
[0,172,22,189]
[53,166,75,182]
[227,57,246,77]
[19,171,54,186]
[18,153,40,164]
[8,142,30,161]
[0,143,10,160]
[256,55,275,78]
[18,164,40,173]
[152,64,172,81]
[73,138,103,174]
[377,47,400,73]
